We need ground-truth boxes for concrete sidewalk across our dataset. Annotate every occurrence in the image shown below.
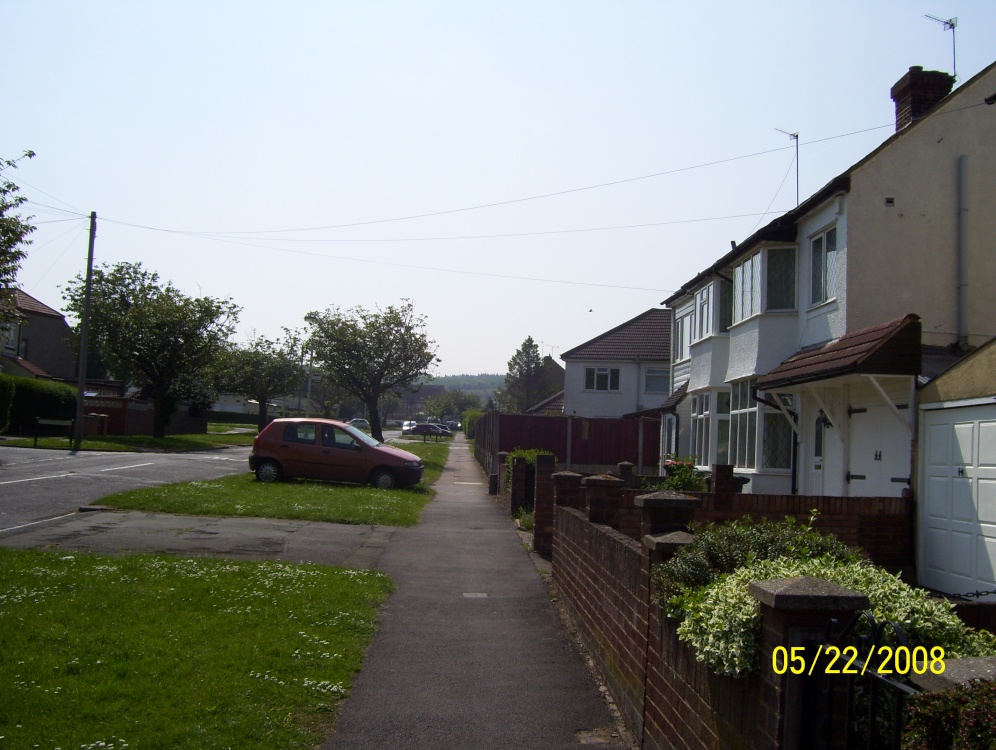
[325,438,630,749]
[0,436,631,749]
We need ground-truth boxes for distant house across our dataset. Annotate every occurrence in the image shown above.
[560,308,671,418]
[525,390,564,416]
[1,290,77,381]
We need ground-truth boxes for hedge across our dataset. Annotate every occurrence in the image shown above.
[5,376,77,435]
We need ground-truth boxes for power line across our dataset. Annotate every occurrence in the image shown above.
[101,209,787,244]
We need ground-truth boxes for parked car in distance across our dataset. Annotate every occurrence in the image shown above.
[347,418,371,431]
[249,418,423,489]
[402,420,417,433]
[445,421,459,432]
[430,423,453,436]
[410,423,447,437]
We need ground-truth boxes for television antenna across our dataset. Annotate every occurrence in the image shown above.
[775,129,799,207]
[924,14,957,79]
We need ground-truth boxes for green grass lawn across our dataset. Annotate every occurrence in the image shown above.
[0,548,393,750]
[95,441,448,526]
[5,432,257,451]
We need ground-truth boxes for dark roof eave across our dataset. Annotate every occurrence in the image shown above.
[662,175,851,306]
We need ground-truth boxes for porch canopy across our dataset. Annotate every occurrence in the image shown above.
[756,314,922,391]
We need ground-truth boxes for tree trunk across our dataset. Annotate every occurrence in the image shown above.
[366,398,384,442]
[152,391,177,439]
[256,400,268,432]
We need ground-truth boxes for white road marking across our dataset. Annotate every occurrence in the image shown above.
[98,463,155,472]
[0,473,77,485]
[0,511,78,533]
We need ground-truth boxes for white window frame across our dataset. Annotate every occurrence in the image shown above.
[674,309,692,362]
[584,366,620,392]
[810,225,838,306]
[730,379,757,469]
[695,285,713,341]
[690,393,711,467]
[733,253,761,323]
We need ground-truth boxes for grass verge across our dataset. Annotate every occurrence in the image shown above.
[95,441,449,527]
[3,432,257,451]
[0,548,393,750]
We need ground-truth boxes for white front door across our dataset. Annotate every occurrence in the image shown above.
[919,405,996,596]
[847,405,911,497]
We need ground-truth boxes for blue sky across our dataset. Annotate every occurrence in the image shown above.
[7,1,995,375]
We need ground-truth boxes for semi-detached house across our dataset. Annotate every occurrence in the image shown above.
[662,60,996,519]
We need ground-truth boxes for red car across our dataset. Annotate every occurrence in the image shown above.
[249,418,424,489]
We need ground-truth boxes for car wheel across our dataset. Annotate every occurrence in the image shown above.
[370,468,396,490]
[255,459,282,483]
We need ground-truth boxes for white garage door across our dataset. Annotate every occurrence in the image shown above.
[919,405,996,596]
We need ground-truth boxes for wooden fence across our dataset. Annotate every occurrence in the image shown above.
[474,410,661,478]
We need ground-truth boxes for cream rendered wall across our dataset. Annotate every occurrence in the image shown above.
[846,65,996,348]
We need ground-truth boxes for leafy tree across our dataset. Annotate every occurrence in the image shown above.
[63,262,239,438]
[0,151,36,324]
[495,336,562,412]
[218,331,305,431]
[424,389,481,421]
[305,300,438,442]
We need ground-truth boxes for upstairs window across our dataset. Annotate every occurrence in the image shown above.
[645,368,669,393]
[674,310,692,362]
[585,367,620,392]
[695,285,712,340]
[766,247,796,310]
[733,253,761,323]
[811,226,838,305]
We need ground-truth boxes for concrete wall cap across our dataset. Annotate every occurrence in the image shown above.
[634,491,702,509]
[644,531,694,552]
[748,576,870,611]
[582,474,625,486]
[910,656,996,693]
[552,471,584,479]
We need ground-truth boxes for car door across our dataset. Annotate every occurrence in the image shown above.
[278,422,324,478]
[320,425,369,483]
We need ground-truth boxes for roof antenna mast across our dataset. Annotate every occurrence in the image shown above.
[924,14,958,80]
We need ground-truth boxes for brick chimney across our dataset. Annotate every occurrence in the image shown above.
[890,66,955,131]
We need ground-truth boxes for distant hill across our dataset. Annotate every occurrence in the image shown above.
[432,373,504,406]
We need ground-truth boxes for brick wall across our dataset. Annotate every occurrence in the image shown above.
[554,507,649,739]
[610,488,914,570]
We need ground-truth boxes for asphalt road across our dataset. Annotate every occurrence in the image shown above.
[0,445,252,532]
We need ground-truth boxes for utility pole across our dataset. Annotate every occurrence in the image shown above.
[73,212,96,451]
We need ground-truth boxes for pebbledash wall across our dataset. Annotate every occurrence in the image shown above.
[539,460,995,749]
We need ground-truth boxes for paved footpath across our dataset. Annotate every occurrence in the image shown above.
[0,436,631,749]
[325,436,630,749]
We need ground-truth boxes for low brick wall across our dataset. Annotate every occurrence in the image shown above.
[554,507,649,738]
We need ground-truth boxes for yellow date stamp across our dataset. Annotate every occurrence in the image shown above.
[772,645,946,676]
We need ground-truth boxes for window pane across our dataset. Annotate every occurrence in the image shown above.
[717,419,730,464]
[646,369,668,393]
[585,368,595,389]
[825,230,837,300]
[717,391,731,414]
[719,279,733,332]
[767,247,796,309]
[746,411,756,469]
[811,235,824,305]
[609,368,620,391]
[762,412,793,469]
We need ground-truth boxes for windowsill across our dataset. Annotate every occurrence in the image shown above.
[807,297,838,315]
[729,309,799,330]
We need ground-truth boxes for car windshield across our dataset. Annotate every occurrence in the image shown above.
[342,424,382,447]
